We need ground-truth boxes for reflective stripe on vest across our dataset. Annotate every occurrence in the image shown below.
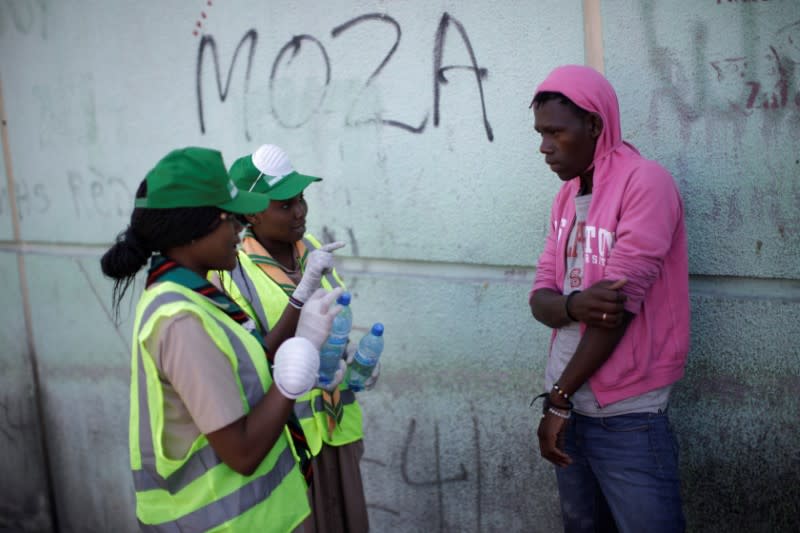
[294,398,314,420]
[137,449,297,532]
[313,389,356,413]
[131,288,307,531]
[230,262,271,335]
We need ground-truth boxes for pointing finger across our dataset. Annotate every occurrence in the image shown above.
[320,241,346,253]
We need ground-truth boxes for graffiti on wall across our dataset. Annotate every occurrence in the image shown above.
[0,181,49,220]
[0,169,131,221]
[364,416,485,531]
[195,12,493,142]
[191,0,212,37]
[716,0,769,4]
[710,24,800,115]
[645,17,800,131]
[66,168,132,219]
[639,2,800,239]
[0,0,48,38]
[355,404,545,533]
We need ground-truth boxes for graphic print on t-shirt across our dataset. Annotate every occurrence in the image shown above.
[569,267,582,288]
[563,196,591,291]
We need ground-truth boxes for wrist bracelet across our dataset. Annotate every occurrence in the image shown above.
[547,394,574,411]
[547,407,571,419]
[565,291,580,322]
[288,295,304,309]
[547,407,572,419]
[531,391,574,412]
[552,383,570,401]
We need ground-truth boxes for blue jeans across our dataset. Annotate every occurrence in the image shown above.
[555,411,685,533]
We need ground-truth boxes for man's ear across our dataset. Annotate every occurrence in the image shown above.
[589,113,603,139]
[245,213,260,225]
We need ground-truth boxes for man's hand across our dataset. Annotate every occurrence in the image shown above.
[292,242,346,304]
[536,411,572,467]
[569,278,627,328]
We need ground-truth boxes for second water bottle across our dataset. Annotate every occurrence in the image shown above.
[347,323,384,392]
[318,292,352,386]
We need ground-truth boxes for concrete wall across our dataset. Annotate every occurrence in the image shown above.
[0,1,798,531]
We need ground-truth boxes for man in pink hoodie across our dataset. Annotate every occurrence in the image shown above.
[529,65,689,532]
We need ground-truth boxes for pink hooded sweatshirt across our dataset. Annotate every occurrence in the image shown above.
[531,65,690,406]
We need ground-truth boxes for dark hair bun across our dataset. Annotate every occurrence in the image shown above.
[100,227,150,280]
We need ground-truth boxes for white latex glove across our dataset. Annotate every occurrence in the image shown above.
[344,343,381,391]
[318,359,347,392]
[295,287,344,350]
[273,337,319,399]
[344,341,357,365]
[291,242,345,304]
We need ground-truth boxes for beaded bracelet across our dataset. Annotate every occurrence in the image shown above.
[565,291,581,322]
[552,383,570,401]
[547,406,572,419]
[288,295,305,309]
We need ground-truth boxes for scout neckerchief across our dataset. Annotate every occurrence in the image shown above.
[242,230,345,438]
[146,254,313,482]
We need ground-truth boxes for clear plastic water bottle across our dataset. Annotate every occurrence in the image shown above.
[318,292,352,386]
[347,323,384,392]
[329,292,352,340]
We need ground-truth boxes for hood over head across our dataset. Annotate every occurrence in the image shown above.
[534,65,640,186]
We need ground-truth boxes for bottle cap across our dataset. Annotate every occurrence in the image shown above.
[337,292,351,306]
[371,323,384,336]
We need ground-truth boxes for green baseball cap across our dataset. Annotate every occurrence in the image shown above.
[134,147,269,214]
[229,144,321,201]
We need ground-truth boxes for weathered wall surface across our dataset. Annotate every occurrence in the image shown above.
[602,2,800,530]
[0,1,798,532]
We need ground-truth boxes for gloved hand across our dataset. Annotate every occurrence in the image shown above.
[318,359,347,392]
[273,337,319,399]
[344,341,357,365]
[291,242,345,304]
[295,287,344,350]
[363,361,381,391]
[345,343,381,391]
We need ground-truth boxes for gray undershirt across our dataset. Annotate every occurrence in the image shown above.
[544,193,672,416]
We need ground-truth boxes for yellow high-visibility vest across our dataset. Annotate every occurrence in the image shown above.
[130,282,310,532]
[220,234,364,452]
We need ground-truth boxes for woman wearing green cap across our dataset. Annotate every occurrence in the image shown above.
[221,144,377,533]
[100,146,342,532]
